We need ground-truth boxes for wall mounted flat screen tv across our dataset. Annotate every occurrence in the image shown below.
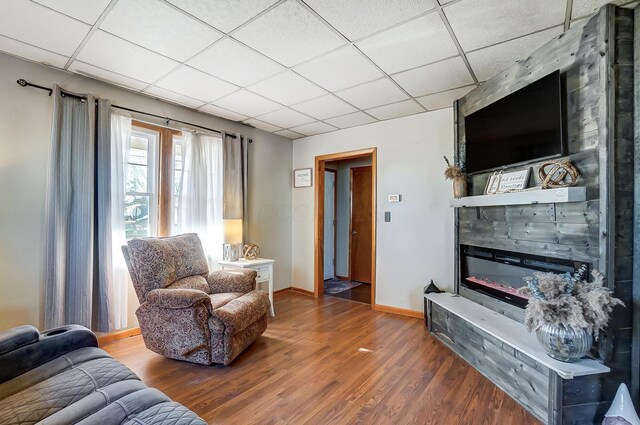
[464,70,564,174]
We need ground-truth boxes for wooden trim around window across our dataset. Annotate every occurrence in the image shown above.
[131,120,182,236]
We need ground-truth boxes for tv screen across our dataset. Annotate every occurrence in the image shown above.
[464,71,563,174]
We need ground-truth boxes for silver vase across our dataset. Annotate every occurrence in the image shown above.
[536,323,592,362]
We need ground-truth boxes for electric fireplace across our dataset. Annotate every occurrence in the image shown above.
[460,245,589,308]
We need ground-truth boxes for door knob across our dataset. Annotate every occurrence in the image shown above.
[352,231,358,235]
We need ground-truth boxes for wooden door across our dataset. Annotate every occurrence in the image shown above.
[349,166,372,283]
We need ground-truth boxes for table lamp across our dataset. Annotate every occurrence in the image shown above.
[223,219,243,261]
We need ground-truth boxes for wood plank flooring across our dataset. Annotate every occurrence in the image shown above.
[103,292,541,425]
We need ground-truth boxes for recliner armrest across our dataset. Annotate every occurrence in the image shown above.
[209,290,270,334]
[207,269,257,294]
[146,288,211,309]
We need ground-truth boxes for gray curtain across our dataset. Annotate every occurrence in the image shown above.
[44,85,114,331]
[222,132,249,243]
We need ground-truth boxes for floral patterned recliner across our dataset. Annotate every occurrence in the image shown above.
[122,233,270,366]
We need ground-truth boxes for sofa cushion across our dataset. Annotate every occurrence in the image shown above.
[0,348,138,424]
[127,234,209,299]
[209,292,244,310]
[167,275,210,294]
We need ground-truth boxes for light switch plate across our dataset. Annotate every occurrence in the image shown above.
[388,194,401,203]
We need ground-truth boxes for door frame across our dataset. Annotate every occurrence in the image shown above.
[314,148,376,304]
[348,165,373,283]
[324,168,337,280]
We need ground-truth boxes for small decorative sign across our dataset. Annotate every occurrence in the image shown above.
[293,168,312,188]
[484,171,502,195]
[484,169,530,194]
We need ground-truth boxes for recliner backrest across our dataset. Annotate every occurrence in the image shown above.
[122,233,209,302]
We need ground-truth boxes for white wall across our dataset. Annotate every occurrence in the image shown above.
[292,109,455,312]
[0,53,293,330]
[326,157,373,278]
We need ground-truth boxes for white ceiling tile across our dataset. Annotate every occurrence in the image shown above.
[248,70,327,105]
[356,13,458,74]
[393,57,474,97]
[304,0,434,40]
[100,0,221,62]
[68,61,149,91]
[336,78,408,109]
[275,129,304,139]
[293,45,383,92]
[143,86,206,109]
[244,118,282,133]
[444,0,565,52]
[198,104,248,122]
[77,31,180,83]
[214,89,282,117]
[233,0,346,67]
[0,35,68,68]
[416,85,476,110]
[438,0,455,4]
[467,27,563,81]
[155,66,238,102]
[571,0,635,19]
[325,112,377,129]
[33,0,111,24]
[291,95,357,120]
[0,0,90,56]
[256,108,314,128]
[188,38,284,86]
[290,121,337,136]
[166,0,278,33]
[569,17,589,29]
[366,100,424,120]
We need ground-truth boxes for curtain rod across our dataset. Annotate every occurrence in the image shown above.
[16,79,253,143]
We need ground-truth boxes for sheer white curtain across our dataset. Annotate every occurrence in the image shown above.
[109,113,131,329]
[174,131,224,268]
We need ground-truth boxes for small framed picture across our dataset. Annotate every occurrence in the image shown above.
[294,168,312,188]
[497,168,530,193]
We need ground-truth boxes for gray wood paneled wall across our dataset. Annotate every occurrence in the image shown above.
[450,5,636,424]
[632,3,640,408]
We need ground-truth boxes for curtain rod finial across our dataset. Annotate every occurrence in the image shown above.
[16,79,28,87]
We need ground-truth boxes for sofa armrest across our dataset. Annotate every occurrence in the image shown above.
[0,325,40,356]
[207,269,257,294]
[0,325,97,384]
[146,288,211,309]
[209,290,270,334]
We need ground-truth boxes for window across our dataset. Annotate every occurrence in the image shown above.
[125,128,159,240]
[124,121,181,240]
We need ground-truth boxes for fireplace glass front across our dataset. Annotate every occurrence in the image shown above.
[460,245,588,308]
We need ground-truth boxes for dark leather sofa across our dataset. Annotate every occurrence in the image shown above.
[0,324,206,424]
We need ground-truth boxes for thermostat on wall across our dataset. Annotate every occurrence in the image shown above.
[388,194,401,203]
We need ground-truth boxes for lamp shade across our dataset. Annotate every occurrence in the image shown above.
[223,219,243,244]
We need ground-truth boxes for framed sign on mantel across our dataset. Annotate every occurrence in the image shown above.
[485,168,531,194]
[294,168,312,188]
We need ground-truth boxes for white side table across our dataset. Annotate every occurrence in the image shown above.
[219,258,275,317]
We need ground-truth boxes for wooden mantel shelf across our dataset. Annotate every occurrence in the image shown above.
[426,292,610,379]
[449,186,586,208]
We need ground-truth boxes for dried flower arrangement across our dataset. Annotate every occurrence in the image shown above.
[518,266,624,340]
[443,156,465,180]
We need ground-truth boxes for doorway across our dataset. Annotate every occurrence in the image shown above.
[315,148,376,305]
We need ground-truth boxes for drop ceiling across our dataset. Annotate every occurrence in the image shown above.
[1,0,638,139]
